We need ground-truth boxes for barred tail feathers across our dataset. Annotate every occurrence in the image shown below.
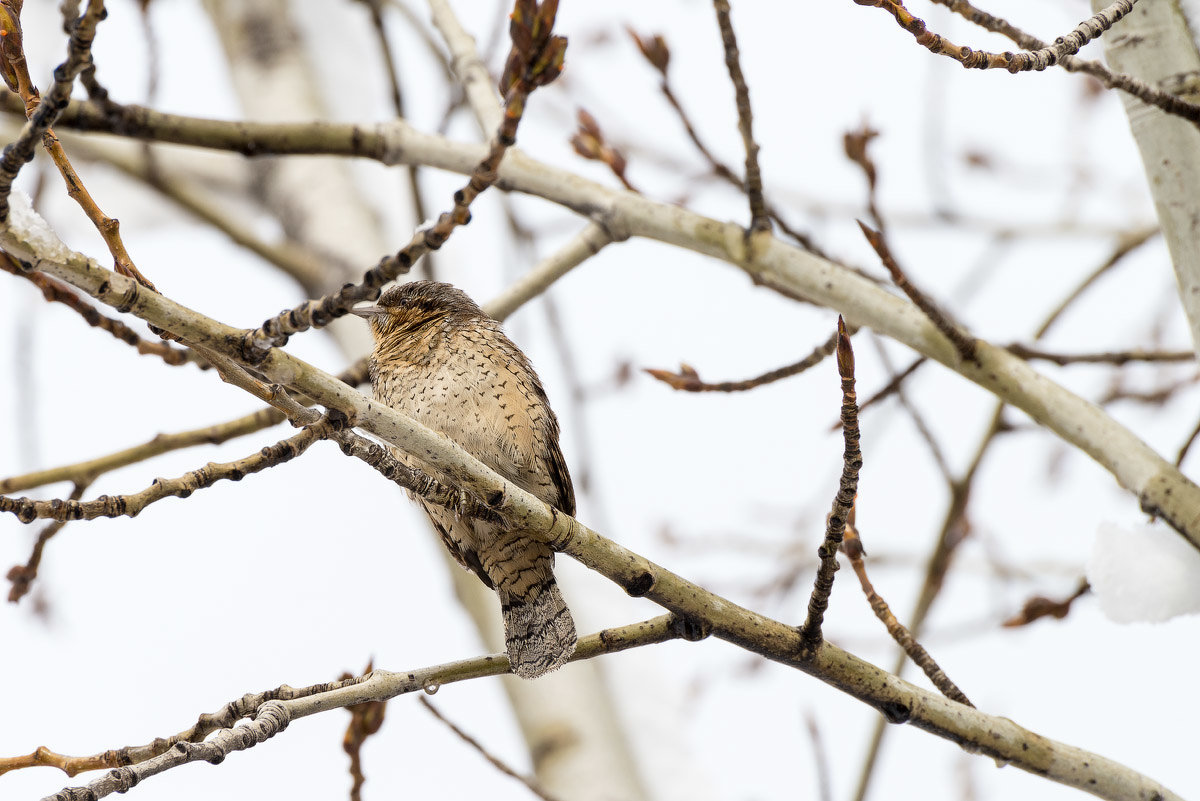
[500,577,577,679]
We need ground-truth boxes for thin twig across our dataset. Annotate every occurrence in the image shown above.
[870,335,952,484]
[1,254,197,367]
[0,416,343,524]
[19,615,685,786]
[930,0,1200,126]
[0,1,157,289]
[0,0,103,217]
[711,0,769,233]
[357,0,438,280]
[239,2,567,359]
[858,220,978,363]
[0,407,288,495]
[1035,228,1159,338]
[485,222,616,320]
[420,698,563,801]
[843,522,973,706]
[854,0,1138,75]
[646,329,841,393]
[804,712,833,801]
[844,124,884,234]
[635,34,822,253]
[1177,416,1200,467]
[850,405,1000,801]
[1006,344,1194,366]
[6,481,88,602]
[838,357,926,428]
[799,318,862,654]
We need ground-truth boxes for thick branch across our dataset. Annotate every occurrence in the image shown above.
[33,615,685,794]
[3,118,1198,545]
[4,211,1182,800]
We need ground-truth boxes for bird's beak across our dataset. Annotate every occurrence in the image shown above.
[350,305,383,319]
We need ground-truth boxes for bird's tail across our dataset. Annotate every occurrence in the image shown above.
[500,577,577,679]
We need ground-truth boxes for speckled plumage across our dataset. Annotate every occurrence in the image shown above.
[357,281,576,679]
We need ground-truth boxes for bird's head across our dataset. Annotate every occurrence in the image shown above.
[351,280,485,343]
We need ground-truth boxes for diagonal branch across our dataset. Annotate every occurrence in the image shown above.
[843,522,972,706]
[930,0,1200,125]
[3,118,1198,546]
[1,254,196,366]
[852,0,1137,74]
[29,615,685,791]
[858,220,978,363]
[237,0,567,360]
[0,415,342,523]
[420,698,563,801]
[0,0,106,220]
[1,199,1186,801]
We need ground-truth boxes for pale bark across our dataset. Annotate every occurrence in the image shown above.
[1,195,1184,801]
[1094,0,1200,357]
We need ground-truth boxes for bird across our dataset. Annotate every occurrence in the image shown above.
[352,280,577,679]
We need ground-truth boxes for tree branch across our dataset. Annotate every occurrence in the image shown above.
[4,214,1180,799]
[3,115,1198,546]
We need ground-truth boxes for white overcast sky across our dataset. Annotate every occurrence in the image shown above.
[3,2,1199,801]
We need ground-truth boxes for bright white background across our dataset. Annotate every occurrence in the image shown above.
[2,2,1197,800]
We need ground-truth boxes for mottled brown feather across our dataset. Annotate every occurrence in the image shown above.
[362,281,576,679]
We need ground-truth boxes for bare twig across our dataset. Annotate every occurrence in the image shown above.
[837,357,926,428]
[850,405,1001,801]
[711,0,769,233]
[485,222,617,320]
[854,0,1138,75]
[843,522,973,706]
[930,0,1200,126]
[646,329,840,393]
[0,1,158,290]
[0,415,343,524]
[1177,416,1200,467]
[858,220,978,363]
[6,481,88,602]
[21,615,685,786]
[1,254,197,367]
[420,698,563,801]
[356,0,438,280]
[800,318,861,654]
[626,29,829,253]
[239,1,567,359]
[844,124,884,233]
[0,1,102,216]
[1006,344,1194,366]
[0,407,287,495]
